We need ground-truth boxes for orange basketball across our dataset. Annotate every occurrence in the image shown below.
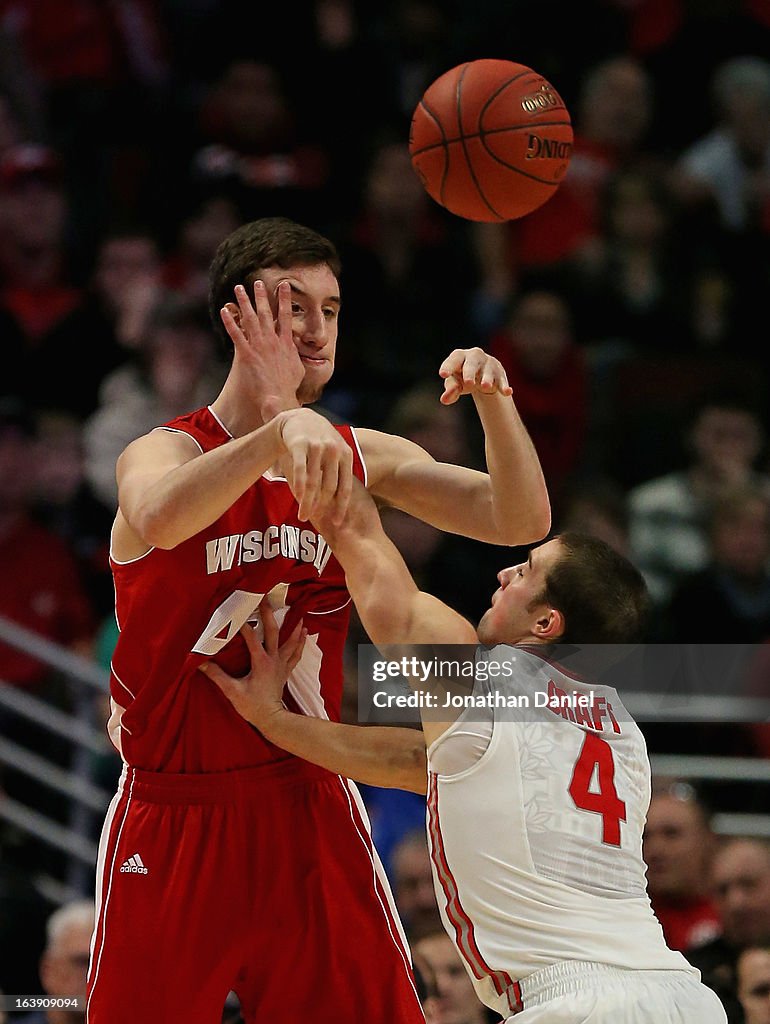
[409,59,573,222]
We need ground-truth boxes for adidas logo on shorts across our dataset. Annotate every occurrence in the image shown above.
[120,853,148,875]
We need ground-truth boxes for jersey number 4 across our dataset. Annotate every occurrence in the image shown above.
[568,733,627,846]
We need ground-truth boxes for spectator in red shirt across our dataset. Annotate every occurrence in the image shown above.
[0,396,96,692]
[643,786,722,953]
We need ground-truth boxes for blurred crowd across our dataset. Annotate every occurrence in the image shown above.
[1,1,770,1020]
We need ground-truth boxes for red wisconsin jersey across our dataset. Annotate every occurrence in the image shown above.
[108,406,367,772]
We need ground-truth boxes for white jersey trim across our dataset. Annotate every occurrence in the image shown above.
[206,405,233,438]
[349,425,368,488]
[306,596,352,615]
[108,522,155,565]
[110,665,135,700]
[286,632,329,720]
[338,777,419,996]
[87,766,136,1021]
[152,425,205,453]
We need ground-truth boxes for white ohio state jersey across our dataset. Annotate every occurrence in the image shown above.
[425,645,695,1019]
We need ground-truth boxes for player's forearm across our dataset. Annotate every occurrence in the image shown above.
[124,416,288,549]
[340,529,425,642]
[474,391,551,544]
[333,521,475,649]
[325,487,431,644]
[261,709,428,793]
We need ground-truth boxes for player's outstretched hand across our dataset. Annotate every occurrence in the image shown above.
[277,409,354,525]
[220,280,304,418]
[438,347,513,405]
[200,600,307,730]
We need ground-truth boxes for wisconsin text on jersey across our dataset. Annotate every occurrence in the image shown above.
[206,524,333,575]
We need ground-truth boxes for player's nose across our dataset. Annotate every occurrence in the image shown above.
[298,309,327,349]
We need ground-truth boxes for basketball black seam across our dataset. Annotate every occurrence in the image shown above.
[410,120,571,158]
[477,130,562,186]
[418,93,452,203]
[456,63,504,220]
[479,70,544,121]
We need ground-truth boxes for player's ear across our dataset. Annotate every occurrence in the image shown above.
[224,301,240,326]
[533,607,564,641]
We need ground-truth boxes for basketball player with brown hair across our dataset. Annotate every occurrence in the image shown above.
[204,478,729,1023]
[85,217,550,1023]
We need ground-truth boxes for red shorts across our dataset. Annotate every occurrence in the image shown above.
[86,761,425,1024]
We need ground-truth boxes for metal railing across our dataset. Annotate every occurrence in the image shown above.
[0,614,113,899]
[2,613,770,904]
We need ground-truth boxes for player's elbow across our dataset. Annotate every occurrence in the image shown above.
[497,501,552,547]
[128,504,180,550]
[390,736,428,794]
[526,500,552,544]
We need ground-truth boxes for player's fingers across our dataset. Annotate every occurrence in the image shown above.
[238,623,267,667]
[234,283,261,338]
[315,452,341,519]
[462,349,484,386]
[440,375,461,405]
[251,278,276,335]
[480,359,497,392]
[220,305,245,351]
[283,620,306,668]
[438,349,464,379]
[483,358,513,395]
[298,443,322,521]
[274,279,293,342]
[331,448,354,527]
[290,451,307,511]
[199,660,237,697]
[286,628,307,674]
[259,598,279,654]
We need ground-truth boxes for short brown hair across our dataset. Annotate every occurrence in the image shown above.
[536,532,651,644]
[208,216,342,350]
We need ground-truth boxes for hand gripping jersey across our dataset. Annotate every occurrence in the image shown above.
[107,405,367,772]
[425,645,696,1020]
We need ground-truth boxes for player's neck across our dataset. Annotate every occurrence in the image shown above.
[210,385,302,439]
[208,395,264,438]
